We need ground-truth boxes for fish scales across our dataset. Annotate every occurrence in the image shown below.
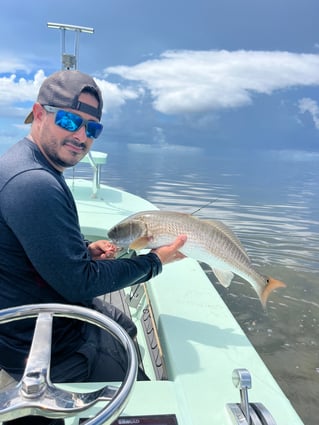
[138,212,250,270]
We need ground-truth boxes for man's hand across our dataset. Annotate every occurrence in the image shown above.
[151,235,187,265]
[88,240,118,260]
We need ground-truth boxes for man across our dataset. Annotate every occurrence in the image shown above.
[0,70,186,424]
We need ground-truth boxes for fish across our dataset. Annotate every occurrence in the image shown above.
[107,210,286,308]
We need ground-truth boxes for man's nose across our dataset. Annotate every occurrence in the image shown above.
[73,124,88,142]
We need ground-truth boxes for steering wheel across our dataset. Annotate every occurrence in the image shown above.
[0,303,138,425]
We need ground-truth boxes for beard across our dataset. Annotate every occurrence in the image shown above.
[39,134,89,170]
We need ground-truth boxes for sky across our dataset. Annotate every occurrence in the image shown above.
[1,0,319,153]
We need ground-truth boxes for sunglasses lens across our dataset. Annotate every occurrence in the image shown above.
[55,110,82,132]
[55,110,103,139]
[86,122,103,139]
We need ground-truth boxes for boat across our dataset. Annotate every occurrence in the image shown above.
[0,150,304,425]
[66,153,306,425]
[0,23,305,425]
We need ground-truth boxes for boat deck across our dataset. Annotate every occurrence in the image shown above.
[60,176,304,425]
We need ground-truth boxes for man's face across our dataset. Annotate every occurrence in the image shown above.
[33,92,100,172]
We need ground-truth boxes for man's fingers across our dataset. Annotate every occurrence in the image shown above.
[151,235,187,265]
[173,235,187,250]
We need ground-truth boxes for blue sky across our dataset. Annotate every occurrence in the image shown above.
[1,0,319,153]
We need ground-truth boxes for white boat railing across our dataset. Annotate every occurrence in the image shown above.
[79,151,108,197]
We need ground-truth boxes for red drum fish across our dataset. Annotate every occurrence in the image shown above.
[107,210,286,308]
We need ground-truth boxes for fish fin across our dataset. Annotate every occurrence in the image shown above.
[261,276,287,308]
[213,268,234,288]
[129,236,152,250]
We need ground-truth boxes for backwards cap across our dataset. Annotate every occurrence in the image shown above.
[24,70,103,124]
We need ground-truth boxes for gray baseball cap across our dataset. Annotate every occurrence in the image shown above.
[24,70,103,124]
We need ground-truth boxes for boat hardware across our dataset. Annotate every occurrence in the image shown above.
[78,151,108,197]
[0,303,138,425]
[125,283,145,308]
[226,368,277,425]
[47,22,94,71]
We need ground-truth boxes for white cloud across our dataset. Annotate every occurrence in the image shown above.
[298,97,319,129]
[2,49,319,122]
[95,78,141,114]
[106,49,319,115]
[0,70,46,105]
[152,126,166,145]
[0,58,32,74]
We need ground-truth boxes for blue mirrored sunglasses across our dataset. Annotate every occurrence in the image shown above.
[43,105,103,139]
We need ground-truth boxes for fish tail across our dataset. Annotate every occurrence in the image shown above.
[260,276,287,308]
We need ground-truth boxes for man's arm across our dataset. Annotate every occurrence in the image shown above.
[2,170,185,303]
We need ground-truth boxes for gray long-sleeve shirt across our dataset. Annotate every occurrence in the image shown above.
[0,138,162,374]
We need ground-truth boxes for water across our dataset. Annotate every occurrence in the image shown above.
[68,142,319,424]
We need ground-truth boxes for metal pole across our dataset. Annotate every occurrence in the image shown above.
[74,30,80,70]
[47,22,94,70]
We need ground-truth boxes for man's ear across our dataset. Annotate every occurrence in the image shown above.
[32,103,46,122]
